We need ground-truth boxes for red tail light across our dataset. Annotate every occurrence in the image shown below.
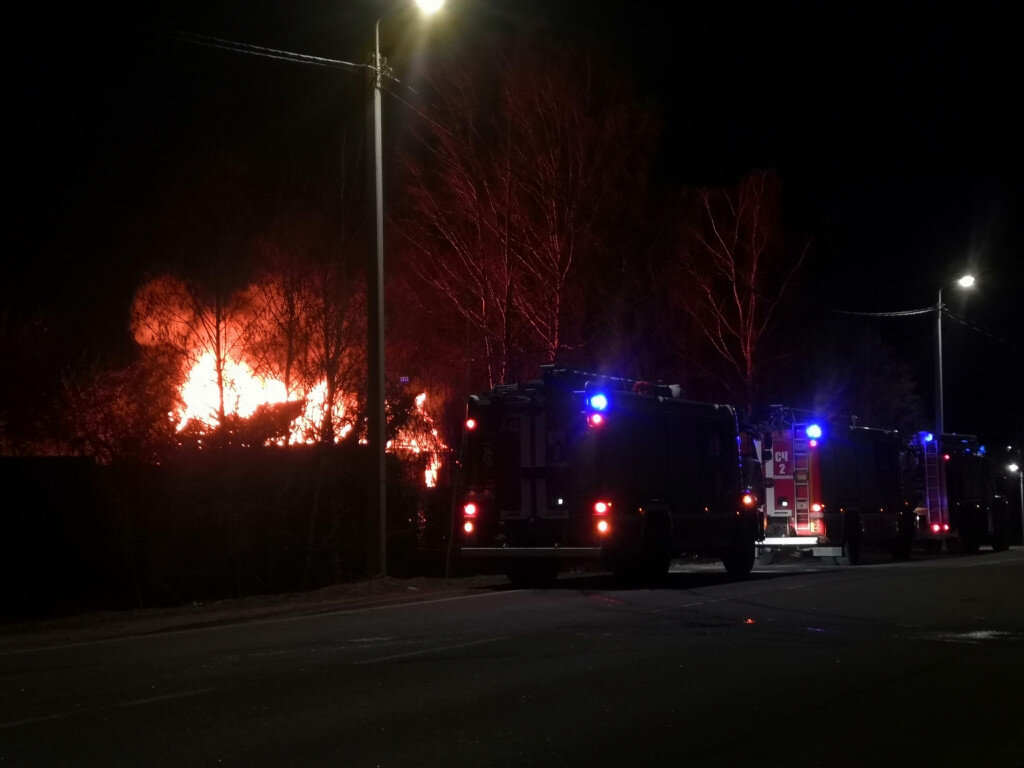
[587,413,604,427]
[463,502,478,517]
[593,500,611,536]
[741,493,757,508]
[463,521,475,534]
[465,418,477,431]
[931,523,941,533]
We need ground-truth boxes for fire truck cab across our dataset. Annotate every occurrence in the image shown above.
[759,410,916,564]
[457,366,765,585]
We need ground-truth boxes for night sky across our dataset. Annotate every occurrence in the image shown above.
[8,1,1023,449]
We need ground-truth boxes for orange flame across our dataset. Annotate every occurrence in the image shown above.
[174,352,445,483]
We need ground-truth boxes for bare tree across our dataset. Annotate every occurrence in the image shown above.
[673,171,808,411]
[396,40,656,388]
[61,351,181,464]
[130,273,260,430]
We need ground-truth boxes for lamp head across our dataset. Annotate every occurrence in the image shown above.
[957,274,975,289]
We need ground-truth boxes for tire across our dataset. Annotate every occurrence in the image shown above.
[844,514,862,566]
[723,534,756,578]
[960,512,980,553]
[991,498,1011,552]
[992,526,1010,552]
[890,512,915,561]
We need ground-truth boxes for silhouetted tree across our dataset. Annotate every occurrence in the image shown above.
[672,171,808,411]
[397,40,657,388]
[810,328,927,435]
[131,274,260,432]
[61,351,181,464]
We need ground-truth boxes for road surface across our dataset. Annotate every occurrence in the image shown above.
[3,550,1023,767]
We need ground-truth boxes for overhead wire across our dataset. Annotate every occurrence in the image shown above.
[831,307,935,318]
[830,304,1021,351]
[945,309,1023,351]
[147,26,366,73]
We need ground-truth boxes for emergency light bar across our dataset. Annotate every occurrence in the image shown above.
[586,391,610,428]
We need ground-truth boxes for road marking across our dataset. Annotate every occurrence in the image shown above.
[354,636,505,665]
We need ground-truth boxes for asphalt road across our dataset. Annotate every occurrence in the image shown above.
[3,550,1024,768]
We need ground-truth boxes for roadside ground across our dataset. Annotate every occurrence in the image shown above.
[0,574,509,653]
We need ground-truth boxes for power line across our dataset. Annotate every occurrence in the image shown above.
[945,309,1023,351]
[148,26,365,73]
[831,307,935,318]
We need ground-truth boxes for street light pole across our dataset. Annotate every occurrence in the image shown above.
[935,274,975,442]
[364,1,444,577]
[936,284,945,442]
[366,17,387,577]
[1011,463,1024,546]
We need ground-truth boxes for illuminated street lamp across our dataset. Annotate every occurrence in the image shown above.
[935,273,974,441]
[1010,463,1024,546]
[366,0,444,577]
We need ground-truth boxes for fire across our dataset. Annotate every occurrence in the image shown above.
[392,392,447,487]
[173,351,445,484]
[176,352,292,432]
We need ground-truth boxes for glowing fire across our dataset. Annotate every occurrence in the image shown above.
[174,352,445,484]
[392,392,446,487]
[176,352,291,432]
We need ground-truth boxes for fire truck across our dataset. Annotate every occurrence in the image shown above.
[758,408,916,565]
[907,431,1011,552]
[456,366,765,586]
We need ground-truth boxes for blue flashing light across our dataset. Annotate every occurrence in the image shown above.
[589,393,609,412]
[923,432,935,443]
[979,445,986,456]
[805,424,823,440]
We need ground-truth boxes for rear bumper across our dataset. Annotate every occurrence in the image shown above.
[461,546,603,559]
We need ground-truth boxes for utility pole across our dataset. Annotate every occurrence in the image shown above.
[366,19,387,577]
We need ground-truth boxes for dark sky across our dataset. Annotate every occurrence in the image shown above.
[8,1,1023,448]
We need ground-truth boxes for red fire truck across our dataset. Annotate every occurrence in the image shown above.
[907,431,1011,552]
[456,366,765,585]
[758,408,916,564]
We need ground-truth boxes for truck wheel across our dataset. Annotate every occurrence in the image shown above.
[722,537,755,578]
[960,516,980,553]
[992,526,1010,552]
[991,499,1010,551]
[890,511,915,560]
[844,514,862,565]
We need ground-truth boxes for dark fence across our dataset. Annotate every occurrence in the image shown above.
[1,447,453,620]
